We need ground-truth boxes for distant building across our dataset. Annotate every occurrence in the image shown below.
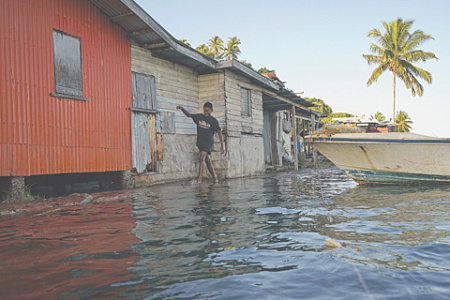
[331,116,395,133]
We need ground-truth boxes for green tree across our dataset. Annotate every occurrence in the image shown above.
[320,112,354,123]
[223,37,241,60]
[257,67,276,74]
[196,44,214,59]
[370,111,387,123]
[395,110,413,132]
[239,60,253,69]
[304,97,333,115]
[363,18,438,124]
[179,39,191,47]
[330,112,354,118]
[207,36,224,59]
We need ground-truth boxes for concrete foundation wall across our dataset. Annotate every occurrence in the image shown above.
[135,133,264,186]
[135,134,197,186]
[225,135,265,178]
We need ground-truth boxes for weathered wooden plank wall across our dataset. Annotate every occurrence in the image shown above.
[223,70,264,137]
[198,73,226,129]
[131,46,199,135]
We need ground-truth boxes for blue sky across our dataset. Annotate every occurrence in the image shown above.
[135,0,450,137]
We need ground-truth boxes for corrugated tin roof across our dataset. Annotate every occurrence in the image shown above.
[216,60,280,90]
[90,0,217,73]
[90,0,322,117]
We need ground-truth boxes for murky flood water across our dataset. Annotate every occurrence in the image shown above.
[1,168,450,299]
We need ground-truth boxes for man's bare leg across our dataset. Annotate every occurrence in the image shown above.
[205,155,218,183]
[197,151,208,183]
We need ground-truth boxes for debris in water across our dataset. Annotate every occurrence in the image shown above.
[80,195,94,205]
[325,238,342,248]
[327,213,333,223]
[34,208,62,217]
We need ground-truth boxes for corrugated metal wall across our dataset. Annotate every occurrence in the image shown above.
[1,0,132,176]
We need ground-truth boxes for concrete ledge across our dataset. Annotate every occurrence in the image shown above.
[134,172,167,187]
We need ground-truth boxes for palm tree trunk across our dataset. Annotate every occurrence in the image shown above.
[392,72,396,125]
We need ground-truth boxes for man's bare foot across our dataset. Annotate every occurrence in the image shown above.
[214,179,219,183]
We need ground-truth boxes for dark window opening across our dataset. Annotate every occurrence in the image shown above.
[240,87,252,117]
[51,30,87,101]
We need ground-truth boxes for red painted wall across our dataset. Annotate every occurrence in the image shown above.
[1,0,132,176]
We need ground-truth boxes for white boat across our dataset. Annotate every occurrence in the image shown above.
[309,132,450,184]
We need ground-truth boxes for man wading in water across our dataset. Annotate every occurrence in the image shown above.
[177,102,224,183]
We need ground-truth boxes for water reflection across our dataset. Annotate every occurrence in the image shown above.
[0,192,140,299]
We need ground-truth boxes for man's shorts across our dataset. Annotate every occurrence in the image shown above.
[198,146,212,155]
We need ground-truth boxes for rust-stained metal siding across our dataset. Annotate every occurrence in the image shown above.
[1,0,132,176]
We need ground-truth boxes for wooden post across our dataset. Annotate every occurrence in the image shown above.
[271,111,280,166]
[292,105,298,171]
[302,119,307,154]
[306,120,311,155]
[312,114,318,168]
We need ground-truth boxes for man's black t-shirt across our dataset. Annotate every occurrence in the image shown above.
[191,114,221,151]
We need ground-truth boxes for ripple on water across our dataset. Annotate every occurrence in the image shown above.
[1,169,450,299]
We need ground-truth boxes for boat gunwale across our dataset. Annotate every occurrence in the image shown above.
[311,137,450,144]
[344,168,450,185]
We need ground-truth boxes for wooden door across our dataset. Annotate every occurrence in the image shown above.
[131,72,157,172]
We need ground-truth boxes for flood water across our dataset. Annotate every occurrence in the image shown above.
[1,167,450,299]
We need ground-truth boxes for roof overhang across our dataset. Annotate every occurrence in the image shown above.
[216,60,280,91]
[90,0,217,74]
[216,60,322,117]
[262,90,323,118]
[90,0,323,118]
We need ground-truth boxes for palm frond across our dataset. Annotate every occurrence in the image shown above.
[369,43,386,56]
[403,31,434,53]
[367,63,388,86]
[400,60,433,83]
[362,54,383,65]
[404,50,438,62]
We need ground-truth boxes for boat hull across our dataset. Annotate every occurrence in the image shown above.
[310,133,450,184]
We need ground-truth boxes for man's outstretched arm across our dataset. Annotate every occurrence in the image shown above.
[176,105,191,117]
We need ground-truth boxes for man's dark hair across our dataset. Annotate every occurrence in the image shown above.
[204,102,213,110]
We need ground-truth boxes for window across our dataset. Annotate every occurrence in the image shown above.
[131,72,157,111]
[240,87,252,117]
[50,30,87,101]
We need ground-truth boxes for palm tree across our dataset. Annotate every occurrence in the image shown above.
[223,37,241,60]
[370,111,387,123]
[395,110,413,132]
[363,18,438,124]
[207,36,224,59]
[196,44,214,59]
